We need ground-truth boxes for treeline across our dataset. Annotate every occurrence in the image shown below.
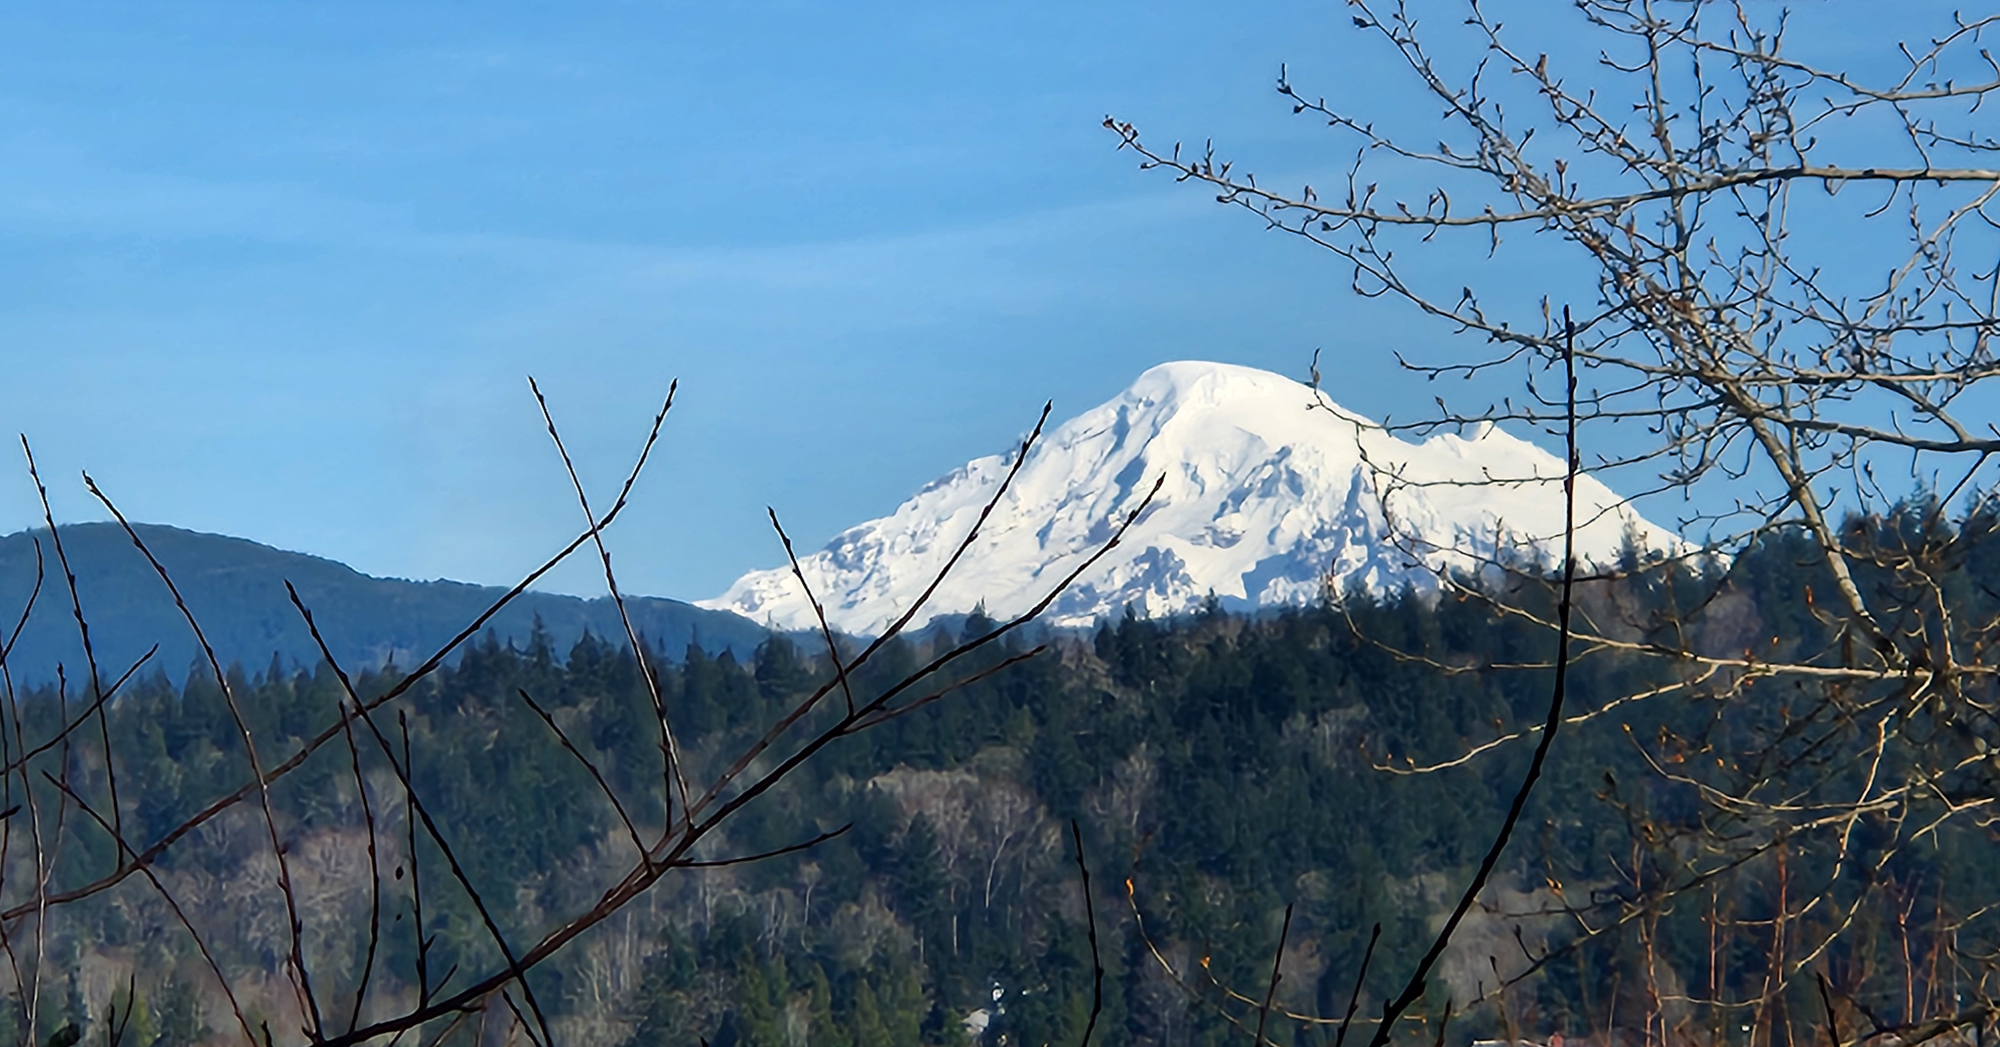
[6,500,1999,1046]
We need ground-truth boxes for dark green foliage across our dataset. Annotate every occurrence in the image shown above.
[12,506,2000,1046]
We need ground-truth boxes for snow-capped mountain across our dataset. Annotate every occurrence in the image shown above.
[702,361,1677,634]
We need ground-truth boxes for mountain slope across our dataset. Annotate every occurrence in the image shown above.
[703,361,1679,633]
[0,523,767,685]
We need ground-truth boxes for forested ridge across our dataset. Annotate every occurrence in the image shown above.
[7,502,2000,1047]
[0,523,765,685]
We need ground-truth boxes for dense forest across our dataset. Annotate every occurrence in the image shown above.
[4,500,1999,1047]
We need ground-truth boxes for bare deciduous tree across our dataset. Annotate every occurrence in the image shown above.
[0,389,1144,1046]
[1108,3,2000,1046]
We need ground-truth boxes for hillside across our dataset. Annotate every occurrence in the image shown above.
[0,522,766,684]
[5,508,1991,1046]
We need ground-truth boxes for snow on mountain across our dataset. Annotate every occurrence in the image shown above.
[701,361,1678,634]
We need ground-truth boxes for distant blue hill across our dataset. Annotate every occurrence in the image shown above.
[0,523,767,688]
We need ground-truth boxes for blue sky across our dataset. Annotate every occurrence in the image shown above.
[0,1,1937,600]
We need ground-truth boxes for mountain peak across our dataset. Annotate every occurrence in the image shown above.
[703,361,1676,634]
[1129,359,1301,396]
[1121,359,1362,421]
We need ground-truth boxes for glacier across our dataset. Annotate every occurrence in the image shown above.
[701,361,1677,634]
